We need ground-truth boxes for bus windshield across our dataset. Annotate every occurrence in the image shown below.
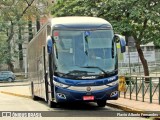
[53,29,117,78]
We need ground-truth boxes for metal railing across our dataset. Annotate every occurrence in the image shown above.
[119,76,160,105]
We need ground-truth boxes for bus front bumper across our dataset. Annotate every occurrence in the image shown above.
[54,84,119,103]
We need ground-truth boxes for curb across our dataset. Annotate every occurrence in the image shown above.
[106,102,144,113]
[0,84,29,87]
[1,91,31,99]
[106,102,160,119]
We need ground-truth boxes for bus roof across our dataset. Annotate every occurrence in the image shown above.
[50,16,112,30]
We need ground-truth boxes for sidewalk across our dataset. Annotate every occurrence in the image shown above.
[0,85,31,98]
[0,83,160,117]
[107,98,160,112]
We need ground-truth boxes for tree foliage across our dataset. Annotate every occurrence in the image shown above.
[0,0,51,71]
[51,0,160,76]
[51,0,160,44]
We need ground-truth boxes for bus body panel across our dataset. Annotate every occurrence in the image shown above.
[28,24,48,99]
[50,16,112,30]
[54,85,118,103]
[53,75,118,102]
[54,75,118,86]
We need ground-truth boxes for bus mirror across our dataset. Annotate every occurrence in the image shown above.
[115,34,126,53]
[47,36,53,54]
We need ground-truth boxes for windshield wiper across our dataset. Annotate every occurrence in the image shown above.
[62,70,94,77]
[81,66,118,76]
[81,66,107,74]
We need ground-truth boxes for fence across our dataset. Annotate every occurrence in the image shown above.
[119,76,160,105]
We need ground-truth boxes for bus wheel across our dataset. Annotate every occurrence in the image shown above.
[47,90,57,108]
[97,100,106,107]
[48,99,57,108]
[31,82,39,100]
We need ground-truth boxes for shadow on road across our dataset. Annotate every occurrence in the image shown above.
[37,100,120,117]
[37,99,114,111]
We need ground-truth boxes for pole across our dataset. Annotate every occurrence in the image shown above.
[150,78,152,103]
[24,54,27,78]
[24,46,28,79]
[128,46,131,75]
[142,77,144,102]
[138,53,141,76]
[158,77,160,105]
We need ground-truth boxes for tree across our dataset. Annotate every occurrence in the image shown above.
[0,0,36,71]
[0,0,51,71]
[51,0,160,77]
[103,0,160,78]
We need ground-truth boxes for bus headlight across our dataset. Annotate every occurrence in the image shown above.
[53,81,70,88]
[107,80,118,86]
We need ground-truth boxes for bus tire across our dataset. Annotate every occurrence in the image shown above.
[47,99,57,108]
[97,100,106,107]
[47,86,57,108]
[31,82,39,100]
[45,77,49,102]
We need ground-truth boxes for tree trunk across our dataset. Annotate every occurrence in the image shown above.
[135,43,149,81]
[7,62,14,72]
[18,44,23,71]
[36,17,40,32]
[7,42,14,72]
[18,25,23,71]
[7,21,14,72]
[28,20,33,42]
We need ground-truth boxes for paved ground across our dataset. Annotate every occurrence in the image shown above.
[0,80,160,119]
[107,98,160,112]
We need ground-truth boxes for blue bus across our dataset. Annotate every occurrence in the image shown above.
[27,16,126,107]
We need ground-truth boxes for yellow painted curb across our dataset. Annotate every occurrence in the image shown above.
[106,102,144,113]
[106,103,160,119]
[1,91,31,99]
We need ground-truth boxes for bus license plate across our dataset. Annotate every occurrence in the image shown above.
[83,96,94,100]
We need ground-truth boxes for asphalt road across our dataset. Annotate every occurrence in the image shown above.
[0,80,149,119]
[0,91,149,120]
